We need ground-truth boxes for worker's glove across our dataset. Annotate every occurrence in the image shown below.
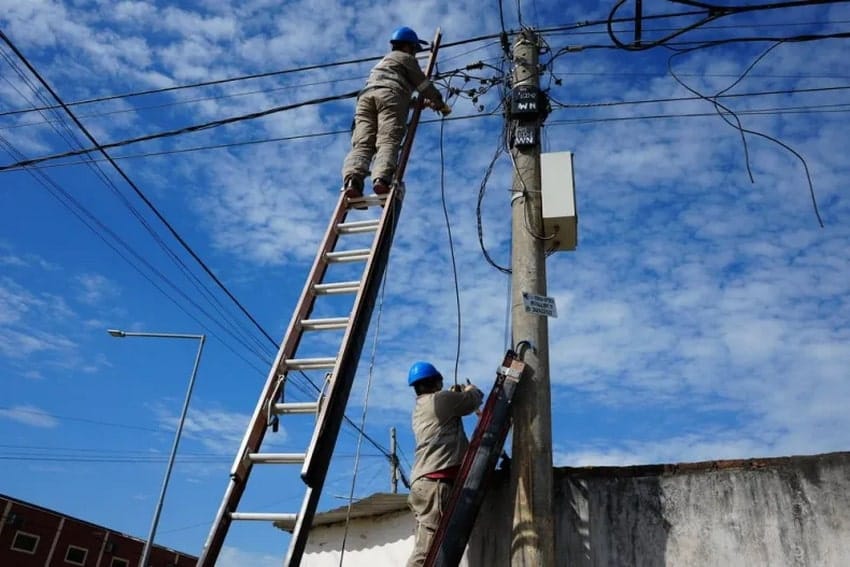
[449,384,463,393]
[438,102,452,116]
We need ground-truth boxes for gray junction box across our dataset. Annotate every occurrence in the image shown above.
[540,151,578,251]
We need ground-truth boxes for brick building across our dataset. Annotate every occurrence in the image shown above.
[0,494,196,567]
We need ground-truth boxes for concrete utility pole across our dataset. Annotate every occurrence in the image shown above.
[508,29,556,566]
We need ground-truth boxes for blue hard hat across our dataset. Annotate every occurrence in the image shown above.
[408,361,442,386]
[391,26,428,48]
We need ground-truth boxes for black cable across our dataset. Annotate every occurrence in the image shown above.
[9,111,500,172]
[437,102,462,387]
[669,0,847,11]
[608,0,723,50]
[476,142,511,276]
[0,136,275,376]
[0,88,362,172]
[607,0,850,51]
[547,104,850,126]
[0,13,716,121]
[550,84,850,110]
[666,42,824,227]
[0,31,295,360]
[0,53,384,119]
[0,40,421,458]
[0,74,366,130]
[0,46,276,365]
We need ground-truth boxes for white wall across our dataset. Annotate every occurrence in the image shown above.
[302,510,415,567]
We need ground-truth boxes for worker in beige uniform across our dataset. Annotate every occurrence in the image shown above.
[342,26,451,200]
[406,361,483,567]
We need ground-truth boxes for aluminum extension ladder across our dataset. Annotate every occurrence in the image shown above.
[198,29,442,567]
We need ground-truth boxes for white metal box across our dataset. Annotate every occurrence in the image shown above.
[540,151,578,251]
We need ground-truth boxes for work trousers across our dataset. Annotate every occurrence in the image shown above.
[342,87,409,185]
[406,478,453,567]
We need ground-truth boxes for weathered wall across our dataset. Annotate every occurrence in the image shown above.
[467,452,850,567]
[302,453,850,566]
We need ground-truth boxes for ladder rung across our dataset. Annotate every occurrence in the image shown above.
[301,317,349,331]
[272,402,320,415]
[285,357,337,370]
[326,249,371,263]
[314,281,361,295]
[337,219,380,234]
[347,194,387,209]
[230,512,298,524]
[247,452,307,464]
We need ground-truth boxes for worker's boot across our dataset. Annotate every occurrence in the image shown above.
[373,178,391,195]
[342,176,367,210]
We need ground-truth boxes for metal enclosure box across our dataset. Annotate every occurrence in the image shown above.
[540,151,578,251]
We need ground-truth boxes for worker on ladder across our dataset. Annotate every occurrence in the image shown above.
[341,26,452,200]
[406,361,483,567]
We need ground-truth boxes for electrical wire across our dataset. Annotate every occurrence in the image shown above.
[0,12,719,122]
[607,0,850,51]
[476,139,511,275]
[0,46,276,366]
[437,69,463,387]
[0,74,367,131]
[666,41,825,227]
[0,31,303,385]
[0,88,362,172]
[0,53,385,119]
[0,38,429,464]
[0,136,274,375]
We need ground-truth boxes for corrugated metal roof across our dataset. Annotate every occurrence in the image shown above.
[275,492,409,532]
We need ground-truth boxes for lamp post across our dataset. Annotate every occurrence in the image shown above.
[107,329,206,567]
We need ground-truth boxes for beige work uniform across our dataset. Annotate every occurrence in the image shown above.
[407,387,483,567]
[342,50,444,186]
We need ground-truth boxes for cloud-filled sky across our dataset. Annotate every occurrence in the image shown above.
[2,0,849,564]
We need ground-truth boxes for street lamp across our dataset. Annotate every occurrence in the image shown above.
[107,329,206,567]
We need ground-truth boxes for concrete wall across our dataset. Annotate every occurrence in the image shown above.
[466,452,850,567]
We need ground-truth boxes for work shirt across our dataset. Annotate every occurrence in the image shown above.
[364,50,444,106]
[410,388,484,483]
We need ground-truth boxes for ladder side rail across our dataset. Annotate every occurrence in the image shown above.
[424,353,526,567]
[197,193,350,567]
[394,29,442,186]
[286,186,403,566]
[286,32,445,565]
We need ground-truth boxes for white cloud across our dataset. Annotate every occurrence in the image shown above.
[217,546,282,567]
[75,273,120,306]
[0,405,59,428]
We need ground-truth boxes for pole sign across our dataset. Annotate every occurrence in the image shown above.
[522,292,557,317]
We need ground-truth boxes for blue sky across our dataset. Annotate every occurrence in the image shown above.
[2,0,849,565]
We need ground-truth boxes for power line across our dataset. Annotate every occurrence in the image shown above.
[0,30,285,358]
[551,84,850,109]
[0,88,361,171]
[0,74,366,132]
[11,79,848,174]
[547,103,850,125]
[0,54,383,119]
[0,46,276,366]
[0,11,717,121]
[0,135,274,374]
[607,0,850,51]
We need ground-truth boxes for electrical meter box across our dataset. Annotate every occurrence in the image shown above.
[540,151,578,251]
[511,84,539,117]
